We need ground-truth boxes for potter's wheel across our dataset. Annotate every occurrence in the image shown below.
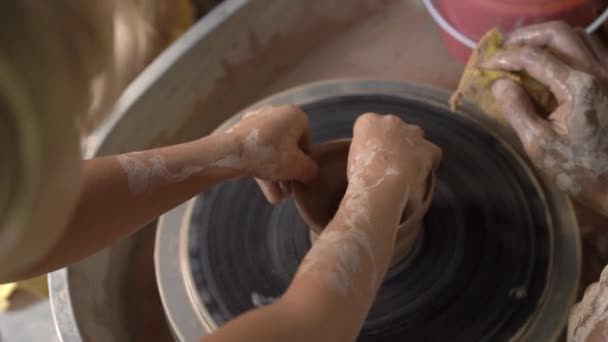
[156,80,580,342]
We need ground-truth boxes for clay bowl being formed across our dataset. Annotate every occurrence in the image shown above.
[292,138,435,266]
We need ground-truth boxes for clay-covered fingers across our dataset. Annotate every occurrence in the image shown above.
[353,113,421,138]
[568,266,608,341]
[482,45,573,103]
[478,24,608,217]
[504,21,602,74]
[350,113,441,181]
[228,104,319,184]
[491,78,553,150]
[290,118,318,183]
[238,104,318,203]
[282,105,318,183]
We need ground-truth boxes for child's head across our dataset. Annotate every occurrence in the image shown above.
[0,0,179,279]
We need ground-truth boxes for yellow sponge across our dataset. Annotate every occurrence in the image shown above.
[449,29,556,125]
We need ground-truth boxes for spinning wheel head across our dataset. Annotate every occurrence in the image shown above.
[156,80,580,342]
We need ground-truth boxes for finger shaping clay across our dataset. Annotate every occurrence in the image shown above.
[449,29,557,124]
[291,139,435,266]
[291,139,350,235]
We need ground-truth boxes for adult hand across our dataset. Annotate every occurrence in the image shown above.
[483,21,608,215]
[569,265,608,342]
[225,105,319,203]
[346,113,441,222]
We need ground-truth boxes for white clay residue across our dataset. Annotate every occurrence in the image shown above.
[345,139,404,229]
[225,107,265,134]
[251,292,277,307]
[235,128,280,177]
[296,138,403,296]
[118,123,281,195]
[544,136,602,196]
[569,266,608,341]
[555,172,580,194]
[212,154,242,169]
[567,72,595,131]
[543,154,557,169]
[298,228,375,296]
[211,131,266,170]
[117,153,204,195]
[241,129,274,165]
[537,72,608,198]
[242,107,265,119]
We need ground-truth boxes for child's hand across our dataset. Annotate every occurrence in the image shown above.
[225,105,319,203]
[346,113,442,222]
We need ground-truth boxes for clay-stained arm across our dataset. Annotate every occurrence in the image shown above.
[2,105,318,282]
[569,264,608,341]
[482,21,608,218]
[204,114,441,342]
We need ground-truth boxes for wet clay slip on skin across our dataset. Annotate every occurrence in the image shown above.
[292,138,436,266]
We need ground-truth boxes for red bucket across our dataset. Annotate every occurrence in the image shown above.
[424,0,607,62]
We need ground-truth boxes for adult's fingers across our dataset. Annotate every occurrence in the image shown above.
[505,21,599,74]
[482,46,573,104]
[256,179,285,204]
[492,78,553,148]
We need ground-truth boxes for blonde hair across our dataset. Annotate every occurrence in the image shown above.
[0,0,193,280]
[89,0,194,132]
